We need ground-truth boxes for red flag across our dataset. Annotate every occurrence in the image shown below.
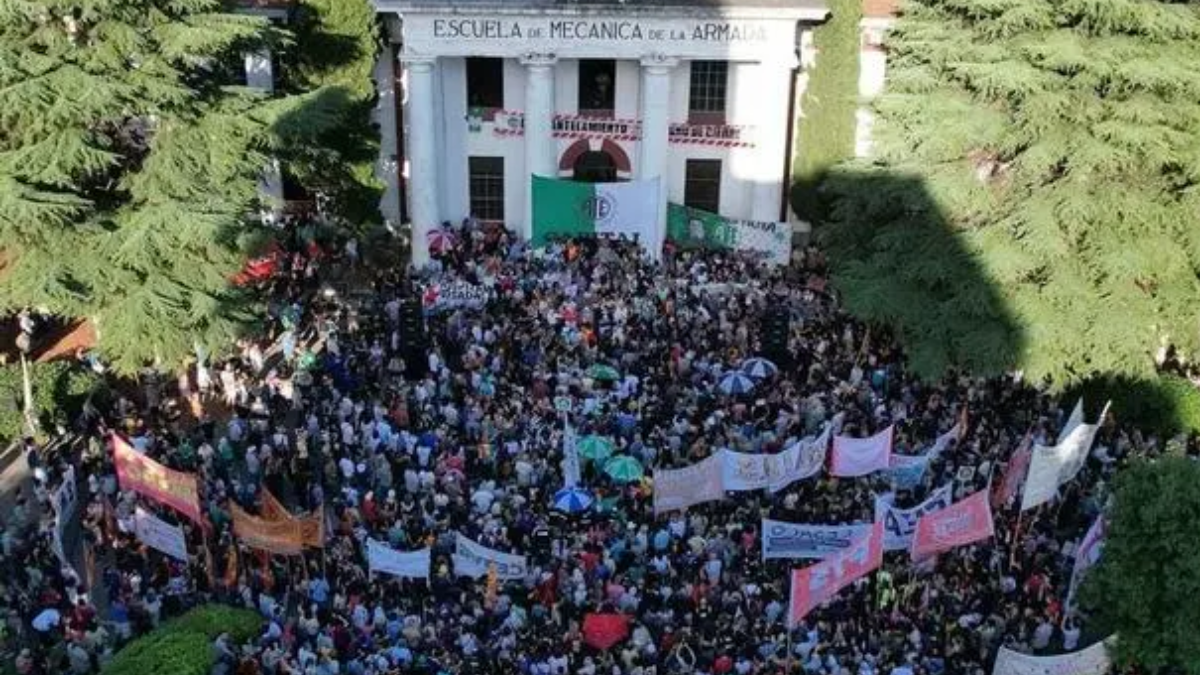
[910,489,995,560]
[788,522,884,627]
[993,431,1033,509]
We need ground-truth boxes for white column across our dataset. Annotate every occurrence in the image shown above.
[245,48,283,216]
[521,53,557,242]
[750,61,797,223]
[638,55,677,258]
[403,57,438,268]
[373,45,401,228]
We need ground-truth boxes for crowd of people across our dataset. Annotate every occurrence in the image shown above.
[0,221,1159,675]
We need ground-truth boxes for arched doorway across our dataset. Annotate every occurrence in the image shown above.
[572,150,618,183]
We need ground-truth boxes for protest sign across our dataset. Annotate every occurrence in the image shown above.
[761,520,874,560]
[112,434,202,525]
[453,534,528,580]
[134,507,189,561]
[367,538,431,579]
[992,640,1111,675]
[422,280,492,311]
[787,522,884,626]
[831,426,893,477]
[653,453,725,514]
[910,489,995,559]
[874,485,954,551]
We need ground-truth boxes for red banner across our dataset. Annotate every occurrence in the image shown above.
[787,522,884,627]
[993,431,1032,509]
[910,489,995,560]
[111,434,201,524]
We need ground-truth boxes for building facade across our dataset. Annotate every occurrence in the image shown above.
[372,0,829,265]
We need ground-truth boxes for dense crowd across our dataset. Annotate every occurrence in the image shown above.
[0,222,1156,675]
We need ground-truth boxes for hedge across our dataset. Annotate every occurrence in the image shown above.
[0,362,103,447]
[1069,374,1200,438]
[790,0,862,223]
[102,606,263,675]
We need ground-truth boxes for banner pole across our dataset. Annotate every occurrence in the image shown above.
[1008,510,1024,571]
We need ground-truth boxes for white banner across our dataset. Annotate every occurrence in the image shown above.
[51,466,78,572]
[1021,422,1100,511]
[422,280,492,312]
[366,538,431,579]
[1066,515,1106,613]
[767,425,833,492]
[453,534,528,580]
[831,426,894,477]
[134,507,189,562]
[874,484,954,551]
[993,641,1111,675]
[653,453,726,514]
[562,422,581,488]
[761,520,874,560]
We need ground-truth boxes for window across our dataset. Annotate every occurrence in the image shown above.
[466,57,504,114]
[577,59,616,116]
[688,60,729,123]
[468,157,505,222]
[684,159,722,214]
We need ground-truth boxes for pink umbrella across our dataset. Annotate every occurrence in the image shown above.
[427,229,457,255]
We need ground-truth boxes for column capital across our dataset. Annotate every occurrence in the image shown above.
[519,53,558,68]
[640,54,679,72]
[399,55,436,71]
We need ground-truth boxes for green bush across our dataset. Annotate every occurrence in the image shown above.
[0,362,103,446]
[103,606,263,675]
[1069,374,1200,438]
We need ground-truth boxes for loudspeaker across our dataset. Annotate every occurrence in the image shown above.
[399,299,428,378]
[761,307,791,369]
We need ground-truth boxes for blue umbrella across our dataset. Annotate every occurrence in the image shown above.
[718,371,756,395]
[741,357,779,380]
[553,487,594,513]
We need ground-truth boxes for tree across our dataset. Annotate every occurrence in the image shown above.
[790,0,860,223]
[819,0,1200,385]
[1081,457,1200,674]
[0,0,332,374]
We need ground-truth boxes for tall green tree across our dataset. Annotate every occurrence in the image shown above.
[820,0,1200,385]
[0,0,330,374]
[1081,457,1200,674]
[790,0,861,222]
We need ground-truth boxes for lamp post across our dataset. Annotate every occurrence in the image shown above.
[15,311,37,437]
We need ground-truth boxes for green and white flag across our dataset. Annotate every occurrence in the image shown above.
[532,175,662,253]
[667,203,791,266]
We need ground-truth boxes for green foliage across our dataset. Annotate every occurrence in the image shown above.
[820,0,1200,385]
[1081,457,1200,674]
[0,362,103,446]
[103,605,262,675]
[1069,374,1200,437]
[790,0,861,222]
[277,0,383,227]
[0,0,298,374]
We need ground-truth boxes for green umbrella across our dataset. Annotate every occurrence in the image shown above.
[587,364,621,381]
[577,435,614,462]
[603,455,644,483]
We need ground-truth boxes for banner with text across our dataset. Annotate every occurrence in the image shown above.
[653,453,726,514]
[51,466,77,572]
[831,426,894,477]
[422,280,492,312]
[910,489,995,559]
[532,176,662,255]
[787,522,884,627]
[667,203,790,266]
[112,434,202,525]
[993,641,1111,675]
[134,507,189,562]
[762,520,874,560]
[231,503,304,556]
[874,485,954,551]
[1066,515,1106,614]
[453,534,529,580]
[367,538,431,579]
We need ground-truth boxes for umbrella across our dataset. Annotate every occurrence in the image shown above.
[583,613,630,650]
[553,487,594,513]
[587,364,621,381]
[741,356,778,379]
[427,228,457,254]
[604,455,644,483]
[577,435,614,462]
[718,371,756,395]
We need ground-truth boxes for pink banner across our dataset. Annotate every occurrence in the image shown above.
[111,434,202,525]
[830,426,893,477]
[993,431,1032,509]
[910,489,994,559]
[787,522,884,627]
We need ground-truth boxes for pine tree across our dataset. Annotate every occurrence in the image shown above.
[819,0,1200,385]
[0,0,334,373]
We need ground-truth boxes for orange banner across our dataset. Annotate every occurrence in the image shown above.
[111,434,202,524]
[259,489,325,548]
[230,502,304,556]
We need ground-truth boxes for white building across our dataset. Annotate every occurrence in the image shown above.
[372,0,830,265]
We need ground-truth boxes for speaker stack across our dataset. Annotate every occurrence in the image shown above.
[761,306,792,370]
[399,298,428,378]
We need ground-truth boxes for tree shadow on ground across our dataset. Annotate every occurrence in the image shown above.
[808,170,1025,380]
